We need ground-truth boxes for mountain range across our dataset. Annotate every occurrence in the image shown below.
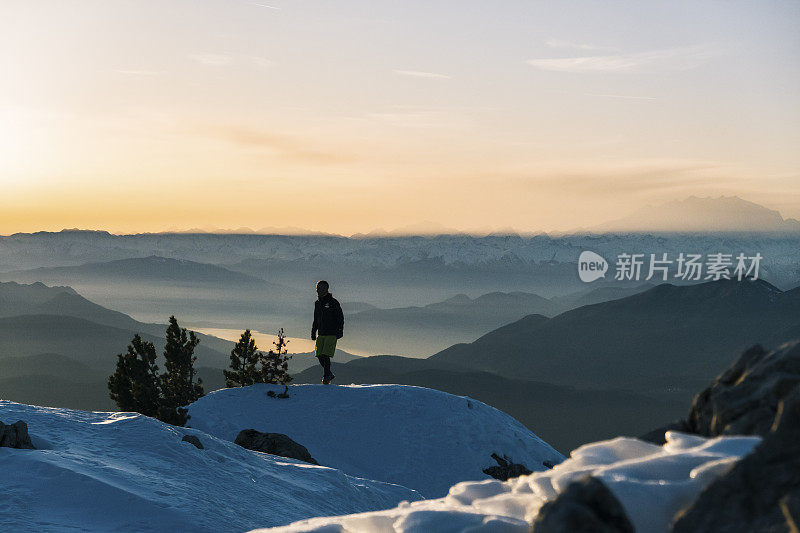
[343,291,564,356]
[590,195,800,233]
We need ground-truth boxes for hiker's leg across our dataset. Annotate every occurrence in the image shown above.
[318,355,331,383]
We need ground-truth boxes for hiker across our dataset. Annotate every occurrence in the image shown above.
[311,280,344,384]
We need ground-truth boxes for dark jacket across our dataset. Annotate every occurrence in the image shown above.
[312,293,344,338]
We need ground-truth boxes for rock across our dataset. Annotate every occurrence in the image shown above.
[530,475,634,533]
[671,386,800,532]
[483,452,532,480]
[234,429,318,465]
[181,435,204,449]
[0,420,35,449]
[686,340,800,438]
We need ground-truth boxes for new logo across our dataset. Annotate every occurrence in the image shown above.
[578,251,608,282]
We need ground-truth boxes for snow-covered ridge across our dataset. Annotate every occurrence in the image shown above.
[0,400,420,532]
[187,383,565,498]
[1,231,799,270]
[255,431,761,533]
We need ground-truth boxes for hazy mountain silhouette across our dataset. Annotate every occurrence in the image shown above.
[0,352,113,410]
[0,314,234,411]
[0,257,306,326]
[344,291,564,356]
[0,281,234,354]
[592,196,800,233]
[351,221,463,238]
[430,278,800,394]
[0,281,240,409]
[0,281,147,330]
[0,314,228,370]
[163,225,339,236]
[1,255,286,287]
[550,283,655,310]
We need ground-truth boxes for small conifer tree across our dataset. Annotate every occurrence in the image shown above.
[158,316,204,426]
[224,329,261,387]
[257,328,293,385]
[107,334,161,417]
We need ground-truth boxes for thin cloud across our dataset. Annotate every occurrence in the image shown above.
[252,2,281,9]
[393,70,452,80]
[528,44,721,73]
[545,39,616,52]
[194,124,354,164]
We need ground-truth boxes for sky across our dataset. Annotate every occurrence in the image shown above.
[1,0,799,235]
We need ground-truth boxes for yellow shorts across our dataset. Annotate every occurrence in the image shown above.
[315,335,337,358]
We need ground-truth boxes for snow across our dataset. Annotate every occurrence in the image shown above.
[0,400,420,532]
[187,383,565,498]
[253,431,761,533]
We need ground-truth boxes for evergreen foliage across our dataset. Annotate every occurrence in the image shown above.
[107,334,160,417]
[258,328,293,385]
[107,316,204,426]
[224,328,293,387]
[224,329,261,387]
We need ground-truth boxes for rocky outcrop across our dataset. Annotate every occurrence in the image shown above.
[687,341,800,438]
[671,386,800,532]
[640,340,800,444]
[530,475,634,533]
[181,435,204,449]
[234,429,318,465]
[483,453,532,480]
[0,420,35,449]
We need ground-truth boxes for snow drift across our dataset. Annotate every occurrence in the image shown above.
[255,431,761,533]
[187,383,564,497]
[0,400,420,532]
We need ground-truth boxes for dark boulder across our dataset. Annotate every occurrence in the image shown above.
[687,341,800,438]
[181,435,204,449]
[234,429,318,465]
[530,475,634,533]
[671,386,800,532]
[642,340,800,442]
[0,420,35,449]
[483,453,532,481]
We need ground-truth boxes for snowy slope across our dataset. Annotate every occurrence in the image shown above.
[188,384,565,498]
[0,400,420,532]
[255,431,761,533]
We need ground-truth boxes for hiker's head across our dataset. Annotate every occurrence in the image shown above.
[316,280,330,298]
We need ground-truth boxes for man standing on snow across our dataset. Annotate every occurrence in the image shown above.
[311,280,344,385]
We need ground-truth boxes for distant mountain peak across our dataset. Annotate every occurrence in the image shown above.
[441,294,471,304]
[591,196,800,233]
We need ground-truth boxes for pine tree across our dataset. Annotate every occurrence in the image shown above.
[257,328,293,385]
[224,329,261,387]
[107,334,160,417]
[158,316,204,426]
